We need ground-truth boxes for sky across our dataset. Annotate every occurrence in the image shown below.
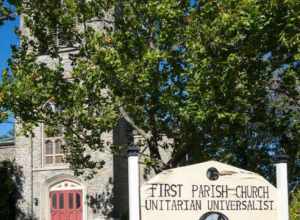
[0,14,19,137]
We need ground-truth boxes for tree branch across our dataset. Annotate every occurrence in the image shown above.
[119,106,152,140]
[105,88,153,141]
[0,13,16,22]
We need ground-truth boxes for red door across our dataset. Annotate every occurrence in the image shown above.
[50,190,83,220]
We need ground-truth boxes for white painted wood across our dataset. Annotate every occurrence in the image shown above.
[128,153,140,220]
[141,161,278,220]
[50,180,82,191]
[276,163,289,220]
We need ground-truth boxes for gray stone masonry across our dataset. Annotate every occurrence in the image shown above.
[0,142,16,161]
[15,122,35,217]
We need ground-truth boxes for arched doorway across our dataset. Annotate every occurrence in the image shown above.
[49,180,83,220]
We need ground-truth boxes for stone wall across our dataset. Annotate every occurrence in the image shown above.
[15,122,35,218]
[26,124,115,220]
[0,142,16,161]
[9,118,171,220]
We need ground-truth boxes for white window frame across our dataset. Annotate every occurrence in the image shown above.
[42,123,66,167]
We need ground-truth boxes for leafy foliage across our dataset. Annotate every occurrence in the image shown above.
[0,0,18,24]
[290,189,300,220]
[0,0,18,126]
[1,0,300,182]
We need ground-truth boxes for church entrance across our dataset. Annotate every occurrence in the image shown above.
[49,180,83,220]
[50,190,82,220]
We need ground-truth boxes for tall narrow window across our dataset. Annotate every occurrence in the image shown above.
[76,193,81,209]
[52,193,57,209]
[68,193,74,209]
[59,193,64,209]
[44,125,65,166]
[45,140,54,164]
[55,139,64,163]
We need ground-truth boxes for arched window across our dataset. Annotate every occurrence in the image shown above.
[44,139,65,165]
[43,124,65,166]
[45,140,54,164]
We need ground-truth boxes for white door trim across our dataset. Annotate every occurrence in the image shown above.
[41,174,88,220]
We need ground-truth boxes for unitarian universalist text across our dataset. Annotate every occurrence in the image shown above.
[144,184,275,211]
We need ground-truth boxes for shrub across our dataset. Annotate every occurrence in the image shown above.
[290,189,300,220]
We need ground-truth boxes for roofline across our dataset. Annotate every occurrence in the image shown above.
[0,140,15,147]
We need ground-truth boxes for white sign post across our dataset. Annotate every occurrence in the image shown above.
[275,151,289,220]
[128,145,140,220]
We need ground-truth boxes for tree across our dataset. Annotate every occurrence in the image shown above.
[290,189,300,220]
[1,0,300,182]
[0,0,17,24]
[0,0,18,123]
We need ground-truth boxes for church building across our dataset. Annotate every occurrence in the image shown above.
[0,14,141,220]
[0,118,134,220]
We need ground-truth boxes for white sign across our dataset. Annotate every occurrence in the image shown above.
[141,161,277,220]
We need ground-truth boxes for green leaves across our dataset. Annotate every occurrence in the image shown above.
[290,189,300,220]
[0,0,16,24]
[1,0,300,181]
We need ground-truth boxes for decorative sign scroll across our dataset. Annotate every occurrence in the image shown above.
[141,161,277,220]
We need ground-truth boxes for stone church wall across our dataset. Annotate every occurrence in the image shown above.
[11,121,116,220]
[0,143,15,161]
